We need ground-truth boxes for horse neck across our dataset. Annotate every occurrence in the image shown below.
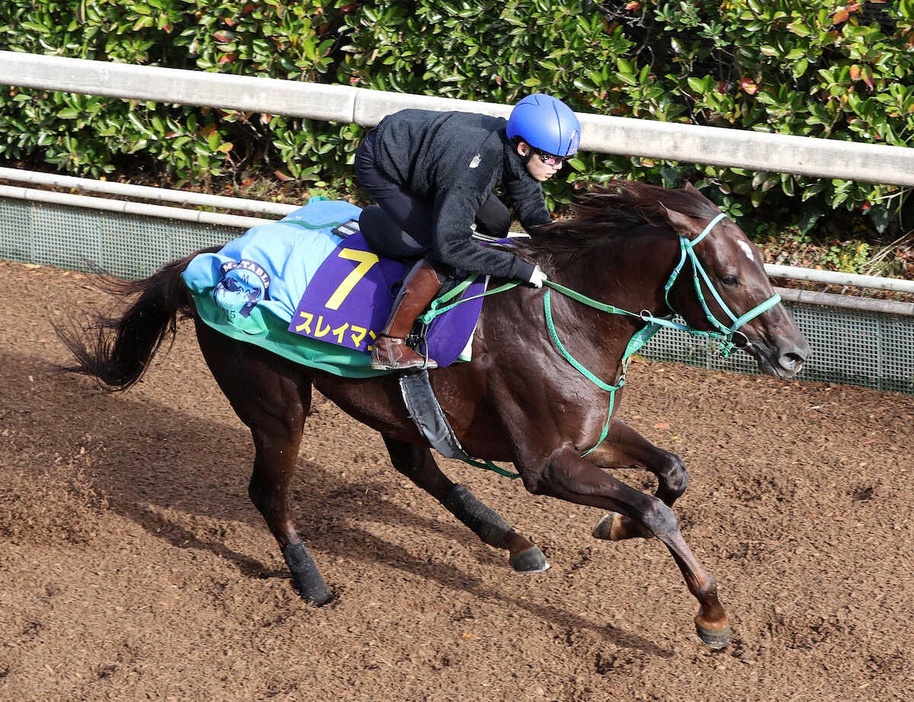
[531,229,680,381]
[552,227,679,319]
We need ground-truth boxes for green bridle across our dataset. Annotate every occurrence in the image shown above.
[662,212,782,354]
[418,212,782,466]
[540,211,781,455]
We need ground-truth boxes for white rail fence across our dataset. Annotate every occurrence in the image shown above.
[2,51,914,317]
[4,51,914,185]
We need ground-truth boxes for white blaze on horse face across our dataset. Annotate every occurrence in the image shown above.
[737,240,757,263]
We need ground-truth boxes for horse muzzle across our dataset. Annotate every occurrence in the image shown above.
[745,335,810,379]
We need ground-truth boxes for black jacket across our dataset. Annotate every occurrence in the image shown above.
[369,109,551,281]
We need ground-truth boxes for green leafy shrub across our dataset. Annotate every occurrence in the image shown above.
[0,0,350,188]
[2,0,914,259]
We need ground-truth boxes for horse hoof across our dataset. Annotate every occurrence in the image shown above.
[282,542,334,606]
[509,546,550,573]
[592,513,653,541]
[294,577,335,606]
[304,585,335,607]
[696,623,731,649]
[591,514,616,540]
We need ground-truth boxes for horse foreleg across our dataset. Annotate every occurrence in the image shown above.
[382,437,549,572]
[587,418,688,542]
[445,484,549,572]
[532,448,729,648]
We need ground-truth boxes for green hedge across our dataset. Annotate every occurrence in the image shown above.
[2,0,914,248]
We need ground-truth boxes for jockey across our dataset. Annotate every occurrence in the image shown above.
[355,93,582,371]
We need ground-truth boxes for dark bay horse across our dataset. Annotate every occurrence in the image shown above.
[58,181,809,648]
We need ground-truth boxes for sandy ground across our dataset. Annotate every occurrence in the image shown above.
[1,259,913,701]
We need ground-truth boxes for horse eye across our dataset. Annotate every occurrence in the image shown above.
[721,275,740,287]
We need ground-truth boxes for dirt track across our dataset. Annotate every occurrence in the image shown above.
[2,259,913,701]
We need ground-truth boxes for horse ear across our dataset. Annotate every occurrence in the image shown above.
[659,203,702,239]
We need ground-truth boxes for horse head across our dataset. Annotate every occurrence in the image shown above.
[526,181,809,380]
[654,183,809,379]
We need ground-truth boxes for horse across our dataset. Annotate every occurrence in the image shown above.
[56,181,809,649]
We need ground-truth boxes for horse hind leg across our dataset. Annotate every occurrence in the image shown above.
[246,390,334,606]
[249,430,334,605]
[382,437,549,573]
[198,325,332,605]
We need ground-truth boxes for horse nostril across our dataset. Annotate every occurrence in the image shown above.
[781,352,806,372]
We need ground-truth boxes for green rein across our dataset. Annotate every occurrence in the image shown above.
[418,213,782,474]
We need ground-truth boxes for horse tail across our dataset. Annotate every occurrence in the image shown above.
[56,249,213,392]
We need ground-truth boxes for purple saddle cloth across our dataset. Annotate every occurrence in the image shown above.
[182,199,488,369]
[290,230,486,368]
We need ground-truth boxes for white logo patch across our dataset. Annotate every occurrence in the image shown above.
[737,240,756,263]
[469,154,481,169]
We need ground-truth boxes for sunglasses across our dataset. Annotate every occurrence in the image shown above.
[533,149,565,166]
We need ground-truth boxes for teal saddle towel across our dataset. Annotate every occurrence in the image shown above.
[181,199,487,378]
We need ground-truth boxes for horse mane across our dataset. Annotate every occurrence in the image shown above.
[513,180,721,266]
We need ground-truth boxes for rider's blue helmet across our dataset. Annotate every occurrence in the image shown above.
[506,94,581,158]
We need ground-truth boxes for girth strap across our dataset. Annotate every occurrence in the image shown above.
[399,370,520,478]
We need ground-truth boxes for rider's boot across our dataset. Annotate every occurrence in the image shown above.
[370,259,443,371]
